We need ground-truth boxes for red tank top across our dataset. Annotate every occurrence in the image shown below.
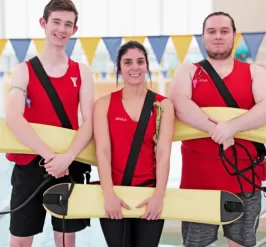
[108,89,166,186]
[6,58,81,165]
[180,59,261,193]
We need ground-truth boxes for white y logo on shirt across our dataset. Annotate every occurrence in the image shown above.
[70,77,77,87]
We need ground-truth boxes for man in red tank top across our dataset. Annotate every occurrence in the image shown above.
[5,1,94,246]
[169,12,266,247]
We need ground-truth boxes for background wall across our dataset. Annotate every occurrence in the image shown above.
[212,0,266,66]
[212,0,266,32]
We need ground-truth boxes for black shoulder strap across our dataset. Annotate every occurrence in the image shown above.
[121,90,156,186]
[198,59,266,157]
[29,56,73,130]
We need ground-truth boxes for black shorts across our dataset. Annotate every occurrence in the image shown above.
[182,191,262,247]
[9,156,91,237]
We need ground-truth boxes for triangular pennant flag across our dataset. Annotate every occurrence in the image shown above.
[0,39,8,56]
[10,39,31,63]
[33,38,45,54]
[148,36,169,64]
[154,71,159,77]
[0,72,4,78]
[79,37,101,65]
[65,38,77,57]
[95,72,100,80]
[195,35,207,59]
[101,72,107,79]
[162,70,168,78]
[124,36,146,44]
[169,69,175,77]
[171,35,193,63]
[232,33,242,56]
[242,32,265,60]
[109,72,115,79]
[102,37,122,63]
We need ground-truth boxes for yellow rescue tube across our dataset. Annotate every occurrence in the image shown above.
[175,107,266,143]
[1,107,266,166]
[43,183,243,225]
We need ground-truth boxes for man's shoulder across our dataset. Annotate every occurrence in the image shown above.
[250,62,266,79]
[77,62,93,76]
[178,63,197,70]
[12,61,29,73]
[10,62,29,84]
[173,63,198,80]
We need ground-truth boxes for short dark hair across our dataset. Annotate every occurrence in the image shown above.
[43,0,78,26]
[202,12,236,34]
[116,41,151,85]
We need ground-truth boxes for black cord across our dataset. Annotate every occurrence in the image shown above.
[0,169,75,247]
[219,142,266,199]
[59,174,76,247]
[0,174,54,215]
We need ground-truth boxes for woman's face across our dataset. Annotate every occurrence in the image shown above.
[119,48,148,85]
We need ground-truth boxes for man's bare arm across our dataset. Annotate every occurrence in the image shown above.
[230,64,266,132]
[65,63,94,159]
[6,63,55,160]
[168,64,215,133]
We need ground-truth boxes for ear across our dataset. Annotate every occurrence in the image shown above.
[72,25,78,35]
[201,34,206,46]
[39,17,47,29]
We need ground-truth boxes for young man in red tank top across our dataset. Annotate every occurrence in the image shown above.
[169,12,266,247]
[5,1,94,246]
[93,41,175,246]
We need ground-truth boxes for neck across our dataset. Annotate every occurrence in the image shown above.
[122,83,147,100]
[39,40,68,66]
[207,56,234,67]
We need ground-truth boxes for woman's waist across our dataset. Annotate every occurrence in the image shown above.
[111,160,156,177]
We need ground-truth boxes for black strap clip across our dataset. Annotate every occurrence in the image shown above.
[43,194,65,205]
[224,201,243,212]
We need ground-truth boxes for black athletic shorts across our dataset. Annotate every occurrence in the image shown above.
[9,156,91,237]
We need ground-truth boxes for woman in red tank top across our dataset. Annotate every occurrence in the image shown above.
[93,41,175,246]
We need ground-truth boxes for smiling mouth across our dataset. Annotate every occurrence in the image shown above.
[54,34,66,40]
[129,73,141,77]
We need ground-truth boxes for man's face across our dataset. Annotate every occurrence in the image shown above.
[203,15,235,60]
[40,11,78,47]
